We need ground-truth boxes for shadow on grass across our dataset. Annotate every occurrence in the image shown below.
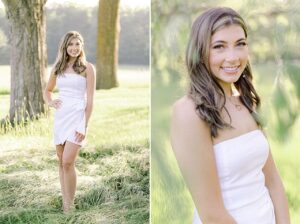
[77,161,149,208]
[74,172,149,223]
[0,178,22,208]
[0,209,48,224]
[0,169,149,224]
[0,208,100,224]
[79,143,148,162]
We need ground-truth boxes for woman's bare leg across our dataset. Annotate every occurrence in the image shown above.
[56,145,66,211]
[62,141,80,213]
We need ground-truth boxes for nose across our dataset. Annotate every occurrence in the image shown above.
[225,48,239,62]
[71,45,78,50]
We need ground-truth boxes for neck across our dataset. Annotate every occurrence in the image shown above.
[220,83,233,97]
[68,57,77,65]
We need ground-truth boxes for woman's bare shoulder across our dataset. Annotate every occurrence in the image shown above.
[171,96,213,163]
[86,62,95,71]
[172,96,196,116]
[84,62,95,77]
[172,95,210,133]
[173,95,193,108]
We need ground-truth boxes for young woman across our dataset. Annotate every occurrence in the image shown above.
[170,7,290,224]
[44,31,95,213]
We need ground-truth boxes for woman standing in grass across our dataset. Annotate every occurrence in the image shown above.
[171,7,290,223]
[44,31,95,213]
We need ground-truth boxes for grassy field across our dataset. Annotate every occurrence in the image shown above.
[0,65,149,224]
[151,62,300,224]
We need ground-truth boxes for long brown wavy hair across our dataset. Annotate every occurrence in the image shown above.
[186,7,261,138]
[53,31,87,76]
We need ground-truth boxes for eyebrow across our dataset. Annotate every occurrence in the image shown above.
[211,38,246,45]
[69,41,81,44]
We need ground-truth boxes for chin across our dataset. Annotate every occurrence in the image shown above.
[219,75,241,84]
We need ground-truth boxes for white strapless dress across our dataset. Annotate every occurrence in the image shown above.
[54,73,87,146]
[193,130,275,224]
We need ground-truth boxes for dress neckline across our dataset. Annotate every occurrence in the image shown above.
[63,73,86,79]
[213,129,262,147]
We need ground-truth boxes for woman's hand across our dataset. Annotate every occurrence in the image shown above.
[49,99,62,109]
[75,131,85,143]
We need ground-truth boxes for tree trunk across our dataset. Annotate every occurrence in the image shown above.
[2,0,47,124]
[96,0,120,89]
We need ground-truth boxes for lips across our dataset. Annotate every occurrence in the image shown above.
[221,66,240,73]
[69,51,79,56]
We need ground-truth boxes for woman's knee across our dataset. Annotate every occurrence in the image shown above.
[62,159,74,170]
[56,146,64,166]
[56,151,63,164]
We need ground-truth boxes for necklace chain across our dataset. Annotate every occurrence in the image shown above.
[227,96,242,111]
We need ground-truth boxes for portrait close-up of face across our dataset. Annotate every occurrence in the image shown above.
[209,24,248,87]
[67,37,83,58]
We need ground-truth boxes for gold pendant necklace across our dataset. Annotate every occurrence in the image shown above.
[227,96,242,111]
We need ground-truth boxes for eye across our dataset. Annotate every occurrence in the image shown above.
[237,42,247,47]
[213,44,224,49]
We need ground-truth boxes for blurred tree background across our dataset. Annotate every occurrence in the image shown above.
[0,4,149,66]
[97,0,120,89]
[151,0,300,223]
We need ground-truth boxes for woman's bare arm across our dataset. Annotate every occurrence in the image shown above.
[263,150,290,224]
[84,63,96,127]
[170,96,236,223]
[43,71,61,109]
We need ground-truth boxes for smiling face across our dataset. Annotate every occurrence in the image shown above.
[66,37,83,58]
[209,24,248,88]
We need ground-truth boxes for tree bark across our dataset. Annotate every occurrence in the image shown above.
[96,0,120,89]
[2,0,47,123]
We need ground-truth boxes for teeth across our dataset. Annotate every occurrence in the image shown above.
[222,66,239,72]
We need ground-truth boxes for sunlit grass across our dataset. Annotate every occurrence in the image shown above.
[0,65,149,224]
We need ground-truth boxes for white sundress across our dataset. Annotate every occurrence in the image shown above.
[54,73,87,146]
[193,130,276,224]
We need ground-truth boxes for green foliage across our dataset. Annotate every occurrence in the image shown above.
[0,209,47,224]
[286,62,300,99]
[119,9,150,65]
[0,29,7,48]
[152,0,300,139]
[0,6,149,65]
[0,66,149,224]
[272,77,298,141]
[0,88,9,95]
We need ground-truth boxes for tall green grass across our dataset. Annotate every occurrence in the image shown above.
[0,65,149,224]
